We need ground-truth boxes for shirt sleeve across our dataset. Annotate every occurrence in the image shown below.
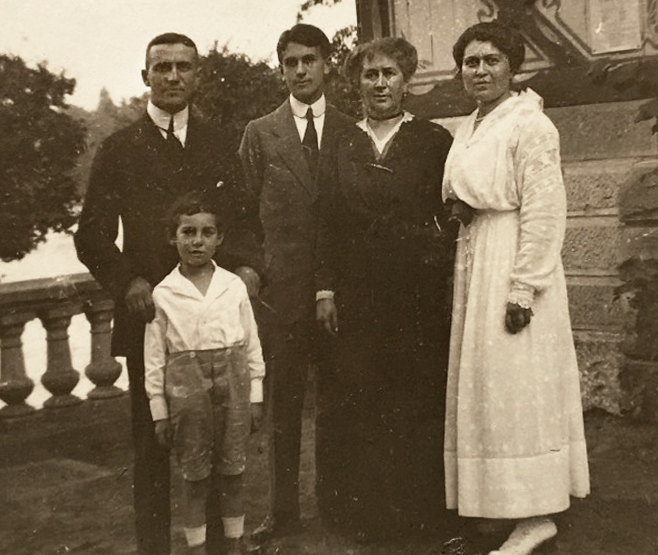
[239,287,265,403]
[144,295,169,420]
[509,114,567,308]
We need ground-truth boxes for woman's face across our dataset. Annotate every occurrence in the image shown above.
[359,53,408,119]
[461,40,512,110]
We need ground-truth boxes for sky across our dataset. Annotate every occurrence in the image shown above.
[0,0,357,110]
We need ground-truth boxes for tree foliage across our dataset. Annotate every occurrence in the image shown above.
[195,45,288,155]
[0,55,86,261]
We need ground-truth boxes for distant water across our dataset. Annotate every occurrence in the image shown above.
[0,231,129,409]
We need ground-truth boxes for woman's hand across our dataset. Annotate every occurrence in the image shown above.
[250,403,264,434]
[317,298,338,337]
[154,419,172,449]
[447,199,476,227]
[505,302,533,334]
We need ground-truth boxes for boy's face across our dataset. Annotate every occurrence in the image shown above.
[171,212,222,269]
[280,42,328,105]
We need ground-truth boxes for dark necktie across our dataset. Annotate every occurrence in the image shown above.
[167,117,184,151]
[302,107,319,173]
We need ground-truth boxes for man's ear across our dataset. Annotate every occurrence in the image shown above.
[141,69,150,87]
[323,60,330,76]
[217,232,225,246]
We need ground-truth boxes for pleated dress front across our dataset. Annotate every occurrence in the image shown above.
[442,89,590,519]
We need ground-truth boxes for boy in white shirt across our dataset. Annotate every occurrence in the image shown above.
[144,193,265,555]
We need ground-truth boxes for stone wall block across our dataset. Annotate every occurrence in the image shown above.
[575,331,623,414]
[563,226,622,271]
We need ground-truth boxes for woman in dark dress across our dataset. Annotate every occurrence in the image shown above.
[314,37,456,541]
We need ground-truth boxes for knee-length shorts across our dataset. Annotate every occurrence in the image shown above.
[165,347,251,481]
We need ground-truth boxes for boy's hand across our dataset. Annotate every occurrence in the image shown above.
[250,403,264,434]
[154,419,172,449]
[317,298,338,337]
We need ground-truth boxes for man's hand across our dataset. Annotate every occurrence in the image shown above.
[505,302,533,334]
[317,298,338,337]
[250,403,264,433]
[154,419,172,449]
[125,277,155,322]
[234,266,261,298]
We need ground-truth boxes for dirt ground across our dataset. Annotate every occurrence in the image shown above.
[0,397,657,555]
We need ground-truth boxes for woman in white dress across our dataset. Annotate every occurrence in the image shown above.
[442,21,590,555]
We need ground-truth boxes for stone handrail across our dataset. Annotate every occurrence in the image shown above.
[0,273,122,418]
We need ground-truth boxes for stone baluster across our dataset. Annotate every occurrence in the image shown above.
[39,303,82,408]
[0,312,36,417]
[83,298,123,399]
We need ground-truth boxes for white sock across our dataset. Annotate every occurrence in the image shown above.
[222,515,245,539]
[489,517,557,555]
[184,524,207,547]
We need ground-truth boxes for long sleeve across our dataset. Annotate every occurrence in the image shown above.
[509,115,566,308]
[233,121,265,277]
[239,290,265,403]
[74,138,137,301]
[144,299,169,420]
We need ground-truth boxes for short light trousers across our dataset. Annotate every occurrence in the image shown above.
[165,347,251,481]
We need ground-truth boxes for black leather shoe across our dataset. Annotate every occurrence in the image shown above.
[249,516,305,544]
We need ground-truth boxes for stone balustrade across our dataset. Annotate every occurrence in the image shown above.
[0,273,122,418]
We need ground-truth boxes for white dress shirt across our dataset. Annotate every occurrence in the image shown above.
[290,94,326,148]
[144,262,265,421]
[147,100,189,146]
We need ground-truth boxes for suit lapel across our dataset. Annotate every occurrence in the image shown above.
[272,100,315,196]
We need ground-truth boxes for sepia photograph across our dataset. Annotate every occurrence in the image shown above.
[1,1,658,554]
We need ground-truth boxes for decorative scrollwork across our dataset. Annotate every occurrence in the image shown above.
[542,0,561,9]
[648,0,658,45]
[477,0,497,22]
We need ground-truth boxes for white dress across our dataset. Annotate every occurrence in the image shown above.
[442,89,590,518]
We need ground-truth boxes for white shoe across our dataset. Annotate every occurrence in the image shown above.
[488,517,557,555]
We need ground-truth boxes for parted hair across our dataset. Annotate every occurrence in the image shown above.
[343,37,418,88]
[145,32,198,69]
[452,21,525,74]
[276,24,332,63]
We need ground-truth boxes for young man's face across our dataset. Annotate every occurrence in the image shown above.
[170,212,222,270]
[280,42,329,104]
[142,43,199,114]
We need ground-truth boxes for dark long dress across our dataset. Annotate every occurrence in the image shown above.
[315,116,456,540]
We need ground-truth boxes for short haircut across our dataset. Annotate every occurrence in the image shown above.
[276,24,332,63]
[145,32,198,69]
[166,192,226,238]
[452,21,525,75]
[344,37,418,87]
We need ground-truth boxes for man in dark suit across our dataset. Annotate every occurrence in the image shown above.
[238,23,353,540]
[75,33,250,555]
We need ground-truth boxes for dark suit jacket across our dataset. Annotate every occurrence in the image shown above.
[238,99,353,326]
[75,112,247,356]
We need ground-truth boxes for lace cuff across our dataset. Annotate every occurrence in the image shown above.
[316,290,335,301]
[507,282,535,309]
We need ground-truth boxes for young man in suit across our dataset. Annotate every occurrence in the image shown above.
[75,33,252,555]
[238,23,353,541]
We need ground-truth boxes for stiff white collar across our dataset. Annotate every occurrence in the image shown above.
[290,94,326,118]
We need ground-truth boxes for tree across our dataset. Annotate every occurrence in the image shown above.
[195,45,288,155]
[0,55,86,261]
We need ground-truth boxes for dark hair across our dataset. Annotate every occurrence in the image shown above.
[344,37,418,88]
[167,192,225,238]
[276,24,331,63]
[452,21,525,74]
[145,32,198,69]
